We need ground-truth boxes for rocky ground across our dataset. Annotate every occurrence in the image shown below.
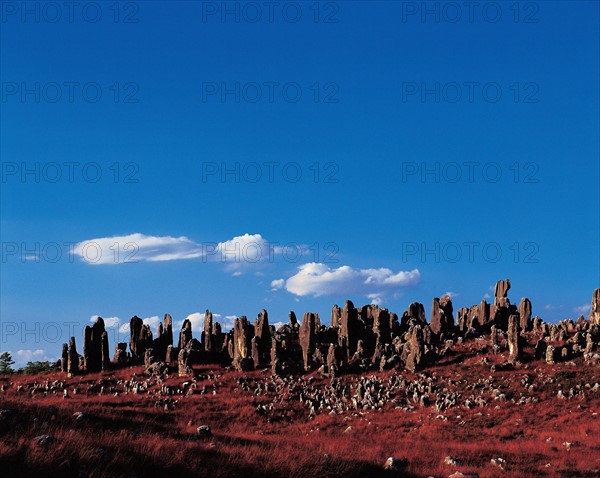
[1,339,599,478]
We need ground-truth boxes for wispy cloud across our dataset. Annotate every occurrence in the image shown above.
[573,304,590,314]
[544,304,564,311]
[73,232,304,275]
[75,233,204,265]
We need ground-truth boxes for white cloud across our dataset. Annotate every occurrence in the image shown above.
[73,232,296,271]
[119,323,130,334]
[90,315,120,329]
[215,233,267,263]
[445,291,459,299]
[271,278,285,291]
[14,349,52,367]
[367,293,383,305]
[215,233,302,275]
[182,312,204,333]
[573,304,590,314]
[483,293,491,299]
[544,304,564,311]
[281,263,420,300]
[142,316,161,334]
[74,233,204,265]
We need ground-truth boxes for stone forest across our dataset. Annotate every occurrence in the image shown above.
[1,281,599,478]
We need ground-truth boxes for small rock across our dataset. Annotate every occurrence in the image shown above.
[73,412,86,423]
[33,435,54,448]
[383,457,407,471]
[196,425,212,437]
[491,457,506,470]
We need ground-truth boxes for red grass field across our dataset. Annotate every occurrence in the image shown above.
[1,341,599,478]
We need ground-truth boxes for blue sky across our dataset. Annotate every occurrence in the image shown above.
[1,1,599,367]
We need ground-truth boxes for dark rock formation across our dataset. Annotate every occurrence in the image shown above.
[113,343,128,365]
[546,345,556,364]
[327,343,341,377]
[202,310,213,353]
[129,316,154,363]
[144,348,155,368]
[270,312,303,376]
[518,298,532,331]
[151,314,173,362]
[129,316,143,361]
[233,316,254,371]
[402,325,424,372]
[165,345,177,365]
[401,302,427,332]
[83,317,107,372]
[490,325,498,347]
[289,311,298,327]
[340,300,361,357]
[253,309,271,368]
[372,306,391,346]
[507,314,521,363]
[178,319,192,351]
[590,288,600,325]
[61,280,599,381]
[67,336,79,376]
[178,348,191,377]
[430,295,454,336]
[331,304,341,327]
[60,343,68,373]
[101,331,110,371]
[439,294,454,332]
[494,279,511,307]
[299,312,319,371]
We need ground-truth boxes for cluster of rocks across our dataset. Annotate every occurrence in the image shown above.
[234,358,600,420]
[58,283,600,379]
